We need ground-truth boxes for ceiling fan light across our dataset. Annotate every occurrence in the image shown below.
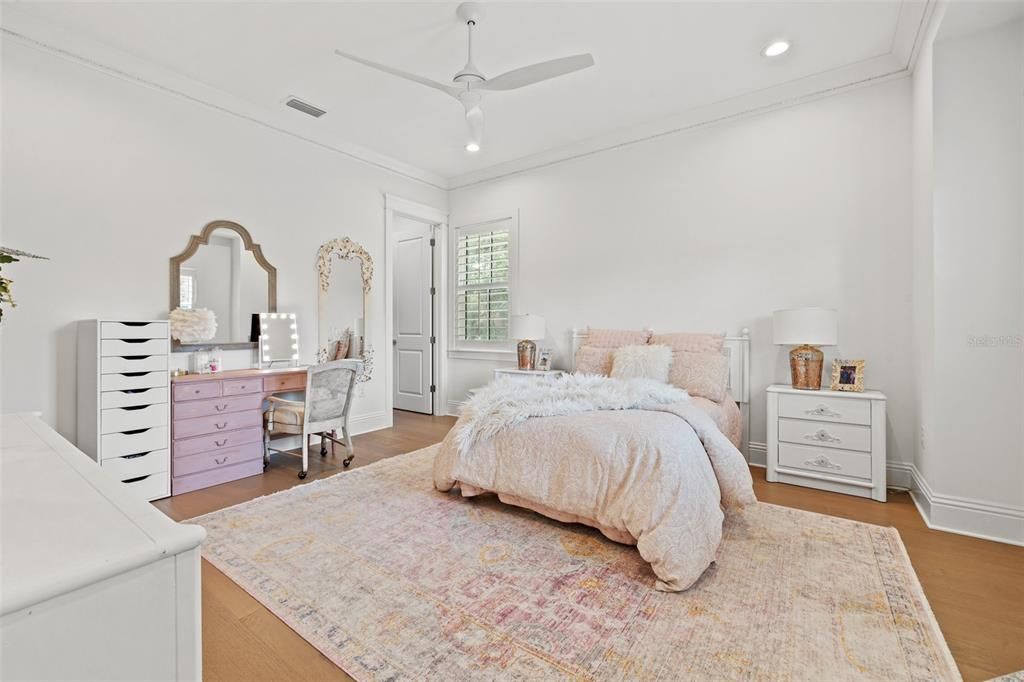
[465,142,481,152]
[763,40,790,58]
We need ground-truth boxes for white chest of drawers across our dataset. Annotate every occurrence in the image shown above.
[77,319,171,501]
[1,413,204,681]
[766,384,887,502]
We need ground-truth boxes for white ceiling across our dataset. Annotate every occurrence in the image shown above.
[3,1,931,186]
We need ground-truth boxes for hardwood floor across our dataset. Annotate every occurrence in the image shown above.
[153,411,1024,682]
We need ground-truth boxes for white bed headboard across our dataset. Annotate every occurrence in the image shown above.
[569,328,750,404]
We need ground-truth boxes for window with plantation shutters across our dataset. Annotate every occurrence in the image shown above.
[452,217,516,347]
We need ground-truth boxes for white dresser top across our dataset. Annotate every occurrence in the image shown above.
[766,384,886,400]
[0,413,205,615]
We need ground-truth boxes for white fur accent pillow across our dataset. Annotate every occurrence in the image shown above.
[610,344,672,383]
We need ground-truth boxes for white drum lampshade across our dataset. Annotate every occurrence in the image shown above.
[510,314,545,340]
[773,308,837,390]
[510,314,545,370]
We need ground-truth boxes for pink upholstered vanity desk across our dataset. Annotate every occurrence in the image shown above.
[170,366,307,495]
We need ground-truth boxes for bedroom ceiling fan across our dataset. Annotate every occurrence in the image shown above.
[334,2,594,152]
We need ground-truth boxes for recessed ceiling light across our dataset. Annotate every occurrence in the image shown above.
[763,40,790,57]
[465,142,481,152]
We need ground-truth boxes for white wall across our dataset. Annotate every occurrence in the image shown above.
[923,17,1023,539]
[0,39,446,439]
[448,78,915,466]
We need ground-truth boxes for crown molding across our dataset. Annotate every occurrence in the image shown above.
[0,6,449,191]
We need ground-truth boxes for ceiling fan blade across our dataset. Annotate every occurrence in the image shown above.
[334,49,461,98]
[477,54,594,91]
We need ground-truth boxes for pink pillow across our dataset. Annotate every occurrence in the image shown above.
[651,332,725,353]
[668,350,730,401]
[574,345,614,375]
[585,328,652,348]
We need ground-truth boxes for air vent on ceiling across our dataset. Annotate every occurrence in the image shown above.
[285,97,327,118]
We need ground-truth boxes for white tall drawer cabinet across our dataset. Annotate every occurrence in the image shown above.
[766,384,887,502]
[77,319,171,500]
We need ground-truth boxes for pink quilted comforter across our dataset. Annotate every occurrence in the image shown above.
[433,398,756,592]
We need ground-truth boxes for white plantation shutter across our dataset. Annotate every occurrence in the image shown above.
[454,221,513,344]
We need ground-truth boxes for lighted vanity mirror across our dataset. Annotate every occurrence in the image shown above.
[259,313,299,367]
[316,237,373,382]
[169,221,276,350]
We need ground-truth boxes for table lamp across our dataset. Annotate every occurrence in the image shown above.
[773,308,838,390]
[510,314,545,370]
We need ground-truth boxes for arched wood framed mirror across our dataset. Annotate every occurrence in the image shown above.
[169,220,277,350]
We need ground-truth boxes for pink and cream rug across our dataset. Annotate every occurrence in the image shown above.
[192,445,960,681]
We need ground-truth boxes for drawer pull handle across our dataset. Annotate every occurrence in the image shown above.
[804,455,841,470]
[215,422,228,430]
[215,439,227,447]
[805,429,841,444]
[123,451,151,459]
[806,405,840,418]
[215,456,228,465]
[122,474,150,483]
[194,389,202,394]
[215,404,229,412]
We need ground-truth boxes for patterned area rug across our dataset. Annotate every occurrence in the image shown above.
[193,445,960,681]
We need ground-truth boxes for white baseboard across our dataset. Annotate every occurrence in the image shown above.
[905,463,1024,547]
[886,461,915,489]
[748,441,766,467]
[446,400,465,417]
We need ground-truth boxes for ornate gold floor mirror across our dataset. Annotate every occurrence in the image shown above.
[315,238,374,382]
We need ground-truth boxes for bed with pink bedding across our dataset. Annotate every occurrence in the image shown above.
[691,392,742,448]
[433,375,756,592]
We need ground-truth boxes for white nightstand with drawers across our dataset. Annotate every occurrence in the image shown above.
[766,384,887,502]
[493,368,566,382]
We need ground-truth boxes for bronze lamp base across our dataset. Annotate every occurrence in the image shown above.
[790,344,825,390]
[517,339,537,370]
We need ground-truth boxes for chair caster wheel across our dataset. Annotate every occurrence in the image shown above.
[320,448,328,457]
[298,470,308,479]
[343,456,354,468]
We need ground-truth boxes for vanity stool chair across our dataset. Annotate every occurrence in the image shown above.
[263,359,362,479]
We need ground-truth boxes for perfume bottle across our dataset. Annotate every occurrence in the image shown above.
[209,348,223,374]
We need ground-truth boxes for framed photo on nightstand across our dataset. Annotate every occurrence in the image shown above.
[537,348,553,371]
[830,359,865,392]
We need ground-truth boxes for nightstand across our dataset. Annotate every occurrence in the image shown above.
[493,368,566,382]
[766,384,887,502]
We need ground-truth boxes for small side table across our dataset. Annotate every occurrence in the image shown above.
[493,368,566,383]
[766,384,887,502]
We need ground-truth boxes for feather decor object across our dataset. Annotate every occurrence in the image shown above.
[0,245,49,324]
[170,307,217,343]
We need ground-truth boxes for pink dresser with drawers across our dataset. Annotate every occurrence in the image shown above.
[170,367,306,495]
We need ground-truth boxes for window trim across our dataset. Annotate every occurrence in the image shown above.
[449,210,519,355]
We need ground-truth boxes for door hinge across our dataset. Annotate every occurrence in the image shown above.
[429,237,436,247]
[429,286,436,296]
[430,336,436,345]
[430,385,436,393]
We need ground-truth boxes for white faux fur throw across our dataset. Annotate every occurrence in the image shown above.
[455,374,689,453]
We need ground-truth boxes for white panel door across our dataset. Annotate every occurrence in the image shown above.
[393,218,434,413]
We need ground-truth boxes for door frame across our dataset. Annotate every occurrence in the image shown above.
[384,194,449,419]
